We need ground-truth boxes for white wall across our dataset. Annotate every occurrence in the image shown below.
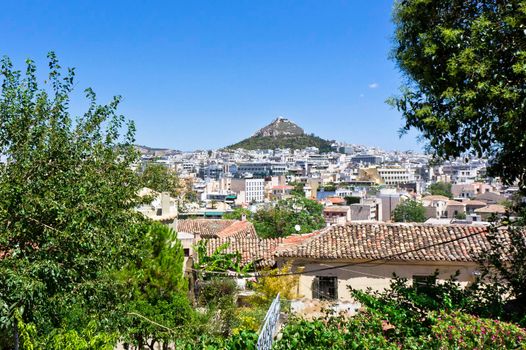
[285,261,478,301]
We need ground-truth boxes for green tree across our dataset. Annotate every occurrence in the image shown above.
[194,240,252,276]
[480,212,526,321]
[391,0,526,321]
[140,163,180,198]
[391,0,526,189]
[392,200,426,222]
[289,182,306,197]
[344,196,361,205]
[119,222,191,348]
[427,182,453,199]
[223,207,252,221]
[0,53,144,346]
[253,196,325,238]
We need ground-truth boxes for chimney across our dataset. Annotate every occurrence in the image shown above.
[161,192,171,216]
[241,214,247,221]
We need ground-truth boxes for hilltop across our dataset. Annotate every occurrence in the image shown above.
[225,117,334,152]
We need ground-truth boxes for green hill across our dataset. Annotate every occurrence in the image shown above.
[225,117,334,152]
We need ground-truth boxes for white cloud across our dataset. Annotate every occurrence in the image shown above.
[368,82,379,89]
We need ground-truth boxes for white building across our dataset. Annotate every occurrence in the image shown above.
[231,178,265,203]
[377,167,415,185]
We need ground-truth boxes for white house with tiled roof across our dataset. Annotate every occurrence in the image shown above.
[273,223,496,301]
[193,222,516,304]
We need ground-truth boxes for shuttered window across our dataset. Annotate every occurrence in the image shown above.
[313,276,338,300]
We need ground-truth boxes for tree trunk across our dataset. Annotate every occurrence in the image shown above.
[13,318,19,350]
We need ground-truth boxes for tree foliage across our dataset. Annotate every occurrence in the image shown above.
[273,275,526,349]
[118,222,191,348]
[222,207,252,221]
[392,199,426,222]
[480,214,526,319]
[289,182,306,197]
[344,196,361,205]
[140,163,180,198]
[249,261,302,307]
[427,182,453,199]
[392,0,526,189]
[226,134,334,153]
[0,53,144,346]
[194,239,253,277]
[253,196,325,238]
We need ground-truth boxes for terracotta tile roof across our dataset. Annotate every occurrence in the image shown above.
[475,204,506,214]
[177,219,257,239]
[422,195,450,201]
[323,206,350,213]
[326,197,346,205]
[275,223,494,262]
[474,192,507,203]
[465,200,487,207]
[206,237,283,267]
[272,185,294,190]
[447,200,465,206]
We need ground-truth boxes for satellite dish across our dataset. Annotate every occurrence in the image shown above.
[294,224,301,232]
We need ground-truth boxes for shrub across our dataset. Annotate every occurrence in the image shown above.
[431,311,526,349]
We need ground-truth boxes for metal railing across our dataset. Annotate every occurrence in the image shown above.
[257,293,280,350]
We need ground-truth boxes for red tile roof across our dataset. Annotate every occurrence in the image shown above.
[206,237,283,267]
[201,223,520,268]
[475,204,506,214]
[275,223,495,262]
[326,197,346,205]
[323,206,350,213]
[422,195,450,201]
[272,185,294,190]
[177,219,257,239]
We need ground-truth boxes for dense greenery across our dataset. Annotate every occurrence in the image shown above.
[140,162,181,198]
[481,212,526,318]
[194,239,253,276]
[427,182,453,199]
[391,0,526,319]
[222,207,252,221]
[392,0,526,189]
[0,53,145,347]
[226,134,334,153]
[118,223,191,348]
[344,196,361,205]
[273,309,526,349]
[223,197,325,238]
[252,196,325,238]
[289,182,306,197]
[320,183,337,192]
[392,199,427,222]
[249,261,301,308]
[272,275,526,349]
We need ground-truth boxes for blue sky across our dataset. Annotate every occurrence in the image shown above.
[1,0,423,151]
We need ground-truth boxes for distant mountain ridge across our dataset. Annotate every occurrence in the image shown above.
[226,117,334,152]
[136,145,179,156]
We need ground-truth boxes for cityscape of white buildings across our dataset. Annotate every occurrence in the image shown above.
[138,141,516,225]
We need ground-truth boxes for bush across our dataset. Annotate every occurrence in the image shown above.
[249,261,302,308]
[431,311,526,349]
[273,309,526,349]
[197,278,238,336]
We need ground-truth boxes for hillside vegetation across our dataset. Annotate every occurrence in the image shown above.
[226,134,333,152]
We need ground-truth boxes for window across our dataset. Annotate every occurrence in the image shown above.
[313,276,338,300]
[413,275,436,292]
[183,248,190,257]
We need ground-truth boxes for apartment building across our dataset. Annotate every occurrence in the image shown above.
[237,162,287,177]
[231,178,265,203]
[377,167,415,185]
